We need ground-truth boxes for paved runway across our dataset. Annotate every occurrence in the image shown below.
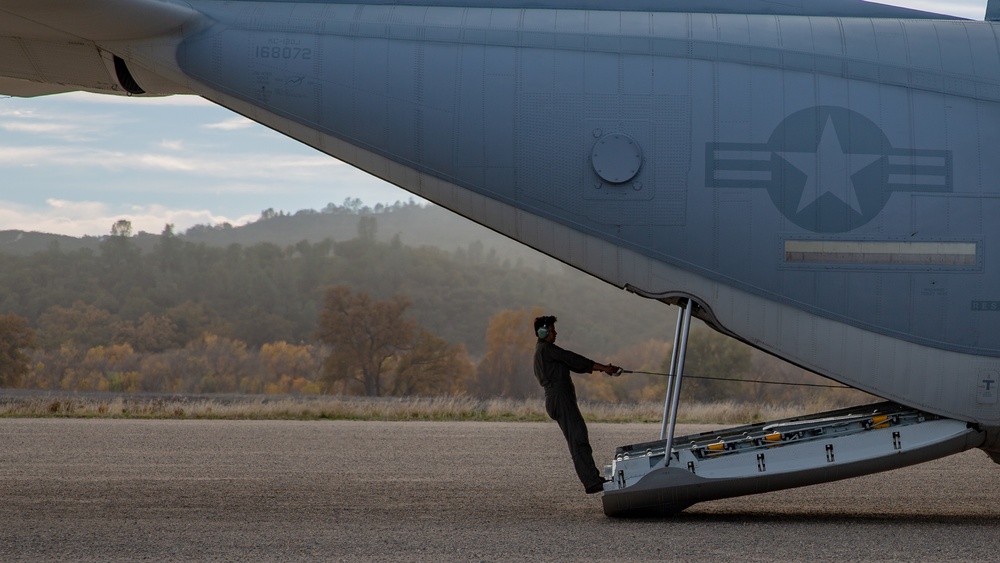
[1,419,999,561]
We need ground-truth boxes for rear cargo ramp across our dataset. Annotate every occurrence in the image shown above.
[602,402,985,517]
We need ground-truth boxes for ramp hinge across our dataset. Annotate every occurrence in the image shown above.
[892,431,902,450]
[687,461,695,473]
[756,453,766,472]
[825,443,835,462]
[617,469,626,488]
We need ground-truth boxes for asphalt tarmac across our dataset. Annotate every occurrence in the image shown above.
[1,418,999,561]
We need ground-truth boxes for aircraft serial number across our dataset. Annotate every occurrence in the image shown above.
[254,46,312,60]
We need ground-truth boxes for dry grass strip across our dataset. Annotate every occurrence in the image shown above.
[0,393,868,424]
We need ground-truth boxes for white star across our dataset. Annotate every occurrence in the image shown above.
[777,117,881,214]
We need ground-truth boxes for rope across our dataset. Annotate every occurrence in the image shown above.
[622,370,851,389]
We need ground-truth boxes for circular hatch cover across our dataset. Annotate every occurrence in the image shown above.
[591,133,642,184]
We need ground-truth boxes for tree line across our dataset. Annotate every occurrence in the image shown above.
[1,296,864,407]
[0,206,867,406]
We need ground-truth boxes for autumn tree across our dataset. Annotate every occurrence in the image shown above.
[0,314,36,387]
[576,338,670,402]
[317,286,416,396]
[154,223,183,273]
[25,342,84,391]
[138,350,188,393]
[743,348,873,408]
[36,301,114,350]
[113,312,180,353]
[672,327,752,402]
[110,219,133,238]
[474,307,543,399]
[182,334,252,393]
[259,341,321,394]
[79,343,142,392]
[392,330,474,396]
[101,219,143,294]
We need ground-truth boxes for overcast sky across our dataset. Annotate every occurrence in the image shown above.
[0,0,986,237]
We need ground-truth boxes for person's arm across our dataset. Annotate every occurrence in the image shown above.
[549,345,620,376]
[592,362,621,376]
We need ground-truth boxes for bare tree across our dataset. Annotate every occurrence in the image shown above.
[317,286,415,396]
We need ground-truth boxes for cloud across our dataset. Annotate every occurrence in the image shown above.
[0,142,339,179]
[1,121,74,134]
[0,107,40,118]
[0,145,82,165]
[0,100,116,142]
[0,115,96,142]
[0,91,220,145]
[158,140,184,150]
[203,117,255,131]
[0,199,258,237]
[127,150,341,178]
[118,203,260,234]
[136,153,199,172]
[869,0,985,18]
[55,91,215,107]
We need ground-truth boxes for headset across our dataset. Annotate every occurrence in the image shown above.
[536,326,548,339]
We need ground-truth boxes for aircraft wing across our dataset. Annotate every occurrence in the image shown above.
[0,0,198,96]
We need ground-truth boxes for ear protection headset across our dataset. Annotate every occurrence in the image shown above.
[536,326,548,339]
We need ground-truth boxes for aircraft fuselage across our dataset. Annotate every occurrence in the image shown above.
[3,1,1000,430]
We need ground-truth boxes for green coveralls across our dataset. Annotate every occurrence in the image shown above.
[533,339,603,491]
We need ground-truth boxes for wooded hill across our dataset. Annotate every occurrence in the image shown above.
[0,200,675,358]
[0,201,865,405]
[0,200,550,269]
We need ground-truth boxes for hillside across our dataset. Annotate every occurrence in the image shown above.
[0,202,676,358]
[0,201,556,270]
[0,201,862,405]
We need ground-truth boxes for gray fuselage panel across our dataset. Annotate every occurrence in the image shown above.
[163,2,1000,422]
[178,8,1000,355]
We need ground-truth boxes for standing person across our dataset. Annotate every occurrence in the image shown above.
[532,315,620,494]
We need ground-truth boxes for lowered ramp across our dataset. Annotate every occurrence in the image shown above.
[602,402,985,517]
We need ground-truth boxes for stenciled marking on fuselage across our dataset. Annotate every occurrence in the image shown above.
[972,301,1000,311]
[706,106,953,233]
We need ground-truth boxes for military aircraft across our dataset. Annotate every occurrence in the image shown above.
[4,0,1000,515]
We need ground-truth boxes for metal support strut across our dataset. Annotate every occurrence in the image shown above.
[659,298,694,464]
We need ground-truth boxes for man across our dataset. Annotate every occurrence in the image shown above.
[532,315,620,494]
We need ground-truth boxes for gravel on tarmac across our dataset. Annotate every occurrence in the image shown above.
[2,419,999,561]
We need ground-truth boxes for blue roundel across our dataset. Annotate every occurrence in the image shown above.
[766,106,890,233]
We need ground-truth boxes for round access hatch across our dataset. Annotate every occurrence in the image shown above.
[591,133,642,184]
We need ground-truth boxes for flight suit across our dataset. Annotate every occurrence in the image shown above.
[533,339,604,491]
